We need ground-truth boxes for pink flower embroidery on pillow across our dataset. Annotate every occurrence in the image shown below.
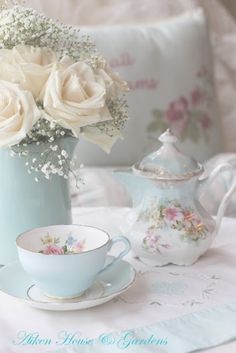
[164,97,189,137]
[148,66,213,143]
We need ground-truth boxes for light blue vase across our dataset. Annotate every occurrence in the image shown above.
[0,137,77,265]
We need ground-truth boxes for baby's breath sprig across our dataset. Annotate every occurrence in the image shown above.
[93,96,129,137]
[0,5,96,65]
[9,118,80,185]
[23,118,72,144]
[10,140,80,185]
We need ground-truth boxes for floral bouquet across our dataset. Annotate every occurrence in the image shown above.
[0,1,128,182]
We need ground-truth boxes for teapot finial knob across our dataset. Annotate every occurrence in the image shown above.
[159,129,178,144]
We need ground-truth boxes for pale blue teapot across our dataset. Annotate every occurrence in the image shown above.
[115,129,236,266]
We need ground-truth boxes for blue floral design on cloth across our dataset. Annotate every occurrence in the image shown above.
[151,281,188,296]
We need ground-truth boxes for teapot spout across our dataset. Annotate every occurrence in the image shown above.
[114,169,149,206]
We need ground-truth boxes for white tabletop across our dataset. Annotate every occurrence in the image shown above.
[0,207,236,353]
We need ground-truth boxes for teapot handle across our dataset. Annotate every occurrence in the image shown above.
[201,162,236,231]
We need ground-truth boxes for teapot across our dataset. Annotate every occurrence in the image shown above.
[115,129,236,266]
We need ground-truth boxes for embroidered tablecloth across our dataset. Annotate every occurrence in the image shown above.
[0,207,236,353]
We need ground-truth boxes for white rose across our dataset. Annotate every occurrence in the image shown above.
[80,59,129,152]
[0,80,40,148]
[0,45,58,98]
[95,59,129,96]
[41,61,112,136]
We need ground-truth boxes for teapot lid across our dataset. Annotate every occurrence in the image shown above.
[133,129,203,180]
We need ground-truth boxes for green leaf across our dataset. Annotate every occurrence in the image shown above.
[147,109,166,133]
[152,109,164,118]
[181,117,200,143]
[62,245,68,254]
[147,121,160,132]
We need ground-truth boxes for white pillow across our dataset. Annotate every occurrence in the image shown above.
[78,9,223,166]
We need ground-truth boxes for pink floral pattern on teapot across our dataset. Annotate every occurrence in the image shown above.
[139,199,208,254]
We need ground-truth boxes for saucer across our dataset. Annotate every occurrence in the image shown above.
[0,256,136,311]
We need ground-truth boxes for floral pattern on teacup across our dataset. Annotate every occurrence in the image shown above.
[139,199,208,253]
[39,233,86,255]
[148,66,213,143]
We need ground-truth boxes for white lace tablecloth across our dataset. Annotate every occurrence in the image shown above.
[1,207,236,353]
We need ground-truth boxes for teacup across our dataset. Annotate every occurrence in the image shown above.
[16,224,131,298]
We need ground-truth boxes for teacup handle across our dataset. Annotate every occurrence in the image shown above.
[99,236,131,275]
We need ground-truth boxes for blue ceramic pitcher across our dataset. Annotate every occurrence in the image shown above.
[0,137,77,264]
